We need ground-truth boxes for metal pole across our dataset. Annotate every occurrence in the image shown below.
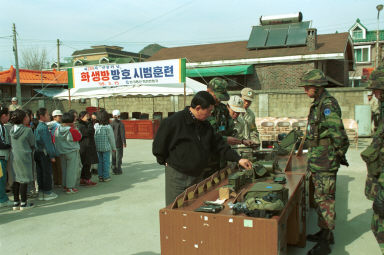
[12,23,22,105]
[68,88,71,109]
[184,82,186,107]
[57,39,60,71]
[376,5,383,68]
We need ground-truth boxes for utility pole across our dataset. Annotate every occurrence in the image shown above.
[12,23,22,105]
[57,39,60,71]
[376,5,383,68]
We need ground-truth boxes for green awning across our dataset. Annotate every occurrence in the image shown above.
[186,65,254,77]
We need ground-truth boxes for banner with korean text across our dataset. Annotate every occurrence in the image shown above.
[68,58,186,89]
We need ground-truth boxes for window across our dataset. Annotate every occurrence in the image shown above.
[354,46,370,63]
[352,28,363,39]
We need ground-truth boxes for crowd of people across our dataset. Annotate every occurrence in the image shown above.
[0,105,126,211]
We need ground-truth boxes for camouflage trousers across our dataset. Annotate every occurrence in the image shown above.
[365,174,380,201]
[372,212,384,254]
[312,172,337,230]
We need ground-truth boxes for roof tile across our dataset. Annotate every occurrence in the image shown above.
[0,66,67,84]
[148,33,351,62]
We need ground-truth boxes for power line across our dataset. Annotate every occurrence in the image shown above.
[104,0,195,41]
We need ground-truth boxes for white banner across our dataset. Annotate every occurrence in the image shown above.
[70,59,185,88]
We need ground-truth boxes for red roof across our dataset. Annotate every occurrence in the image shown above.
[0,66,68,85]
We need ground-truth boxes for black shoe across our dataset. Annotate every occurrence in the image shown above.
[307,240,331,255]
[307,229,334,244]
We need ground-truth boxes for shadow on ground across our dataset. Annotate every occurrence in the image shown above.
[0,161,164,224]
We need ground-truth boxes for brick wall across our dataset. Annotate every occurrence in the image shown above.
[253,62,315,90]
[230,87,368,120]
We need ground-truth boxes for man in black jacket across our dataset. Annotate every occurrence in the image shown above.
[111,110,126,175]
[153,91,252,205]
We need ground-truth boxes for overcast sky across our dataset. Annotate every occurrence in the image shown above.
[0,0,382,69]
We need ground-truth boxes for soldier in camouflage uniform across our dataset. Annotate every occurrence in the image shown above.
[299,69,349,255]
[226,95,259,158]
[363,66,384,254]
[205,78,242,174]
[239,88,260,145]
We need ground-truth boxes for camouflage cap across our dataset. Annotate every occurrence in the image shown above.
[227,96,246,113]
[367,65,384,91]
[299,69,328,87]
[241,88,255,101]
[208,77,230,101]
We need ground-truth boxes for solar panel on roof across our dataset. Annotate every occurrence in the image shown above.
[247,26,268,49]
[247,21,310,50]
[286,21,310,46]
[266,26,288,47]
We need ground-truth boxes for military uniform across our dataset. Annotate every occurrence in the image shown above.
[207,103,236,140]
[239,108,259,142]
[364,66,384,254]
[301,69,349,255]
[239,88,260,143]
[365,121,384,254]
[205,78,237,172]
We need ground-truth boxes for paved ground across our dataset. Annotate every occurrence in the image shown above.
[0,138,381,255]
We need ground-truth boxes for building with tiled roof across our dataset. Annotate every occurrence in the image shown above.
[0,65,67,101]
[149,28,354,90]
[51,45,150,69]
[349,18,384,87]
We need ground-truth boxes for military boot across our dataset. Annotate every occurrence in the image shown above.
[307,229,332,255]
[306,228,334,244]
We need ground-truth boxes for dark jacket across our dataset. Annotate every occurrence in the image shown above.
[77,120,98,165]
[34,121,56,159]
[111,119,126,148]
[152,107,241,177]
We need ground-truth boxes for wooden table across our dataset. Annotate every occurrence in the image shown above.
[159,155,308,255]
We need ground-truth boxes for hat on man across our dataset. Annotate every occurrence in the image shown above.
[241,88,255,101]
[227,96,246,113]
[112,110,121,117]
[299,69,329,87]
[208,77,230,101]
[11,97,18,102]
[52,110,63,116]
[368,91,373,96]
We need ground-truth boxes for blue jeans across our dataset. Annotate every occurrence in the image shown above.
[97,151,111,179]
[0,159,9,203]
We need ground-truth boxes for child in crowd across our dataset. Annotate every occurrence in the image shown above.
[9,110,35,210]
[94,110,116,182]
[111,110,126,175]
[34,108,58,201]
[0,107,12,208]
[77,111,98,186]
[54,112,82,194]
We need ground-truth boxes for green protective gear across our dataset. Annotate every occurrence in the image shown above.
[208,77,230,101]
[244,182,288,203]
[299,69,329,87]
[245,197,284,211]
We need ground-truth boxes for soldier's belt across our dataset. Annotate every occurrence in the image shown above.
[308,138,331,147]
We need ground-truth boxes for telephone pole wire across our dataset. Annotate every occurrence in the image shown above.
[12,23,22,105]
